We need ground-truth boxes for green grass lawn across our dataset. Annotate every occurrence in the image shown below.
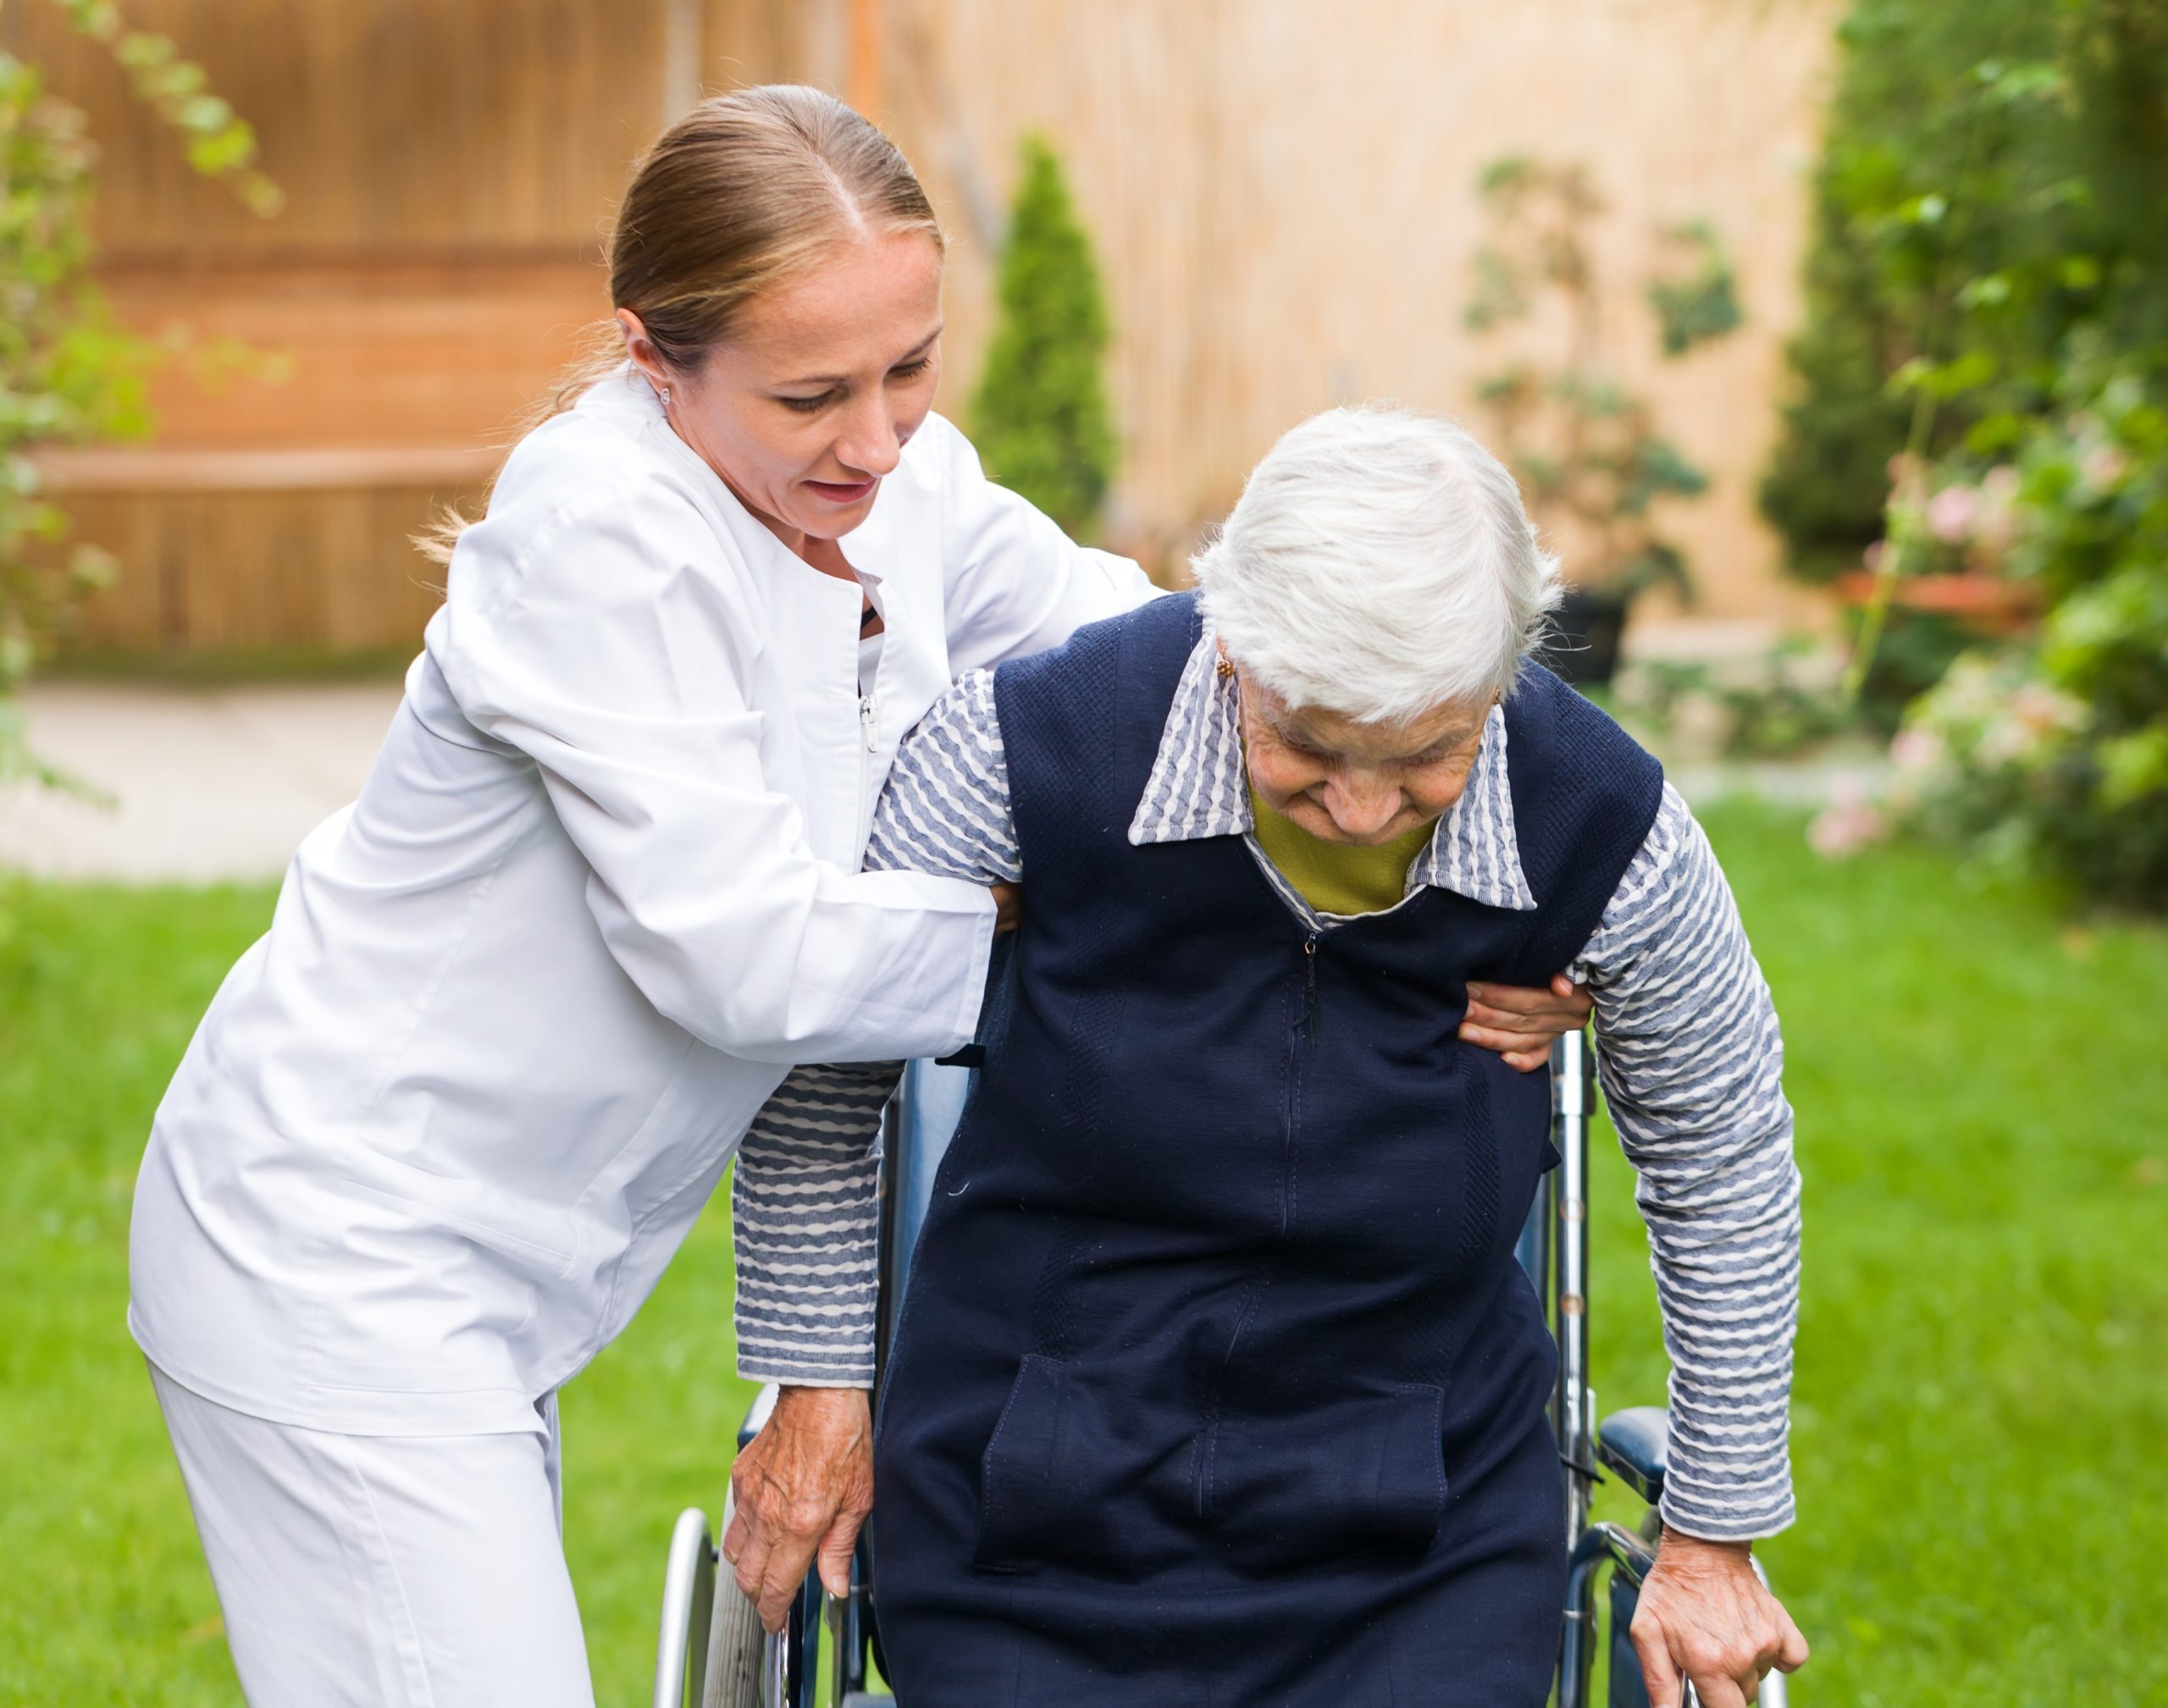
[2,804,2164,1705]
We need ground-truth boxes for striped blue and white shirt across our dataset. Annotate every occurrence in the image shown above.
[734,625,1800,1542]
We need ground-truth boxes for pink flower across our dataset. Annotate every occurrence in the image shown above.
[1973,692,2079,767]
[1927,484,1978,544]
[1807,780,1886,860]
[1890,727,1944,775]
[2011,682,2086,736]
[2081,445,2127,490]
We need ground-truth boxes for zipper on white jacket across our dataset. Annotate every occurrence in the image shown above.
[855,689,881,857]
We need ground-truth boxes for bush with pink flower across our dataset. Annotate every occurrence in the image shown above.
[1756,0,2168,909]
[1894,354,2168,907]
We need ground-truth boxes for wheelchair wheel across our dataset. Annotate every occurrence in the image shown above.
[654,1508,716,1708]
[700,1493,767,1708]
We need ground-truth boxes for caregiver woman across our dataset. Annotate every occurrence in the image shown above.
[128,86,1584,1706]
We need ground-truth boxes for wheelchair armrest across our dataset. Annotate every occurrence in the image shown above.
[736,1381,781,1451]
[1596,1406,1668,1506]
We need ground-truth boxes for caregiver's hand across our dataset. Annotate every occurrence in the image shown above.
[1630,1529,1808,1707]
[724,1385,874,1633]
[1460,973,1594,1071]
[991,882,1022,935]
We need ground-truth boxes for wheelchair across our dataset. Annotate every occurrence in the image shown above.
[652,1035,1787,1708]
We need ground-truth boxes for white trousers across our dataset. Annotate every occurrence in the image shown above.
[151,1363,596,1708]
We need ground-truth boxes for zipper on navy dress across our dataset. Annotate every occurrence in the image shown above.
[1302,934,1320,1035]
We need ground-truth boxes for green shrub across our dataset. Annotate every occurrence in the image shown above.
[1767,0,2168,909]
[1896,353,2168,907]
[1756,184,1931,582]
[967,137,1115,540]
[1759,0,2110,580]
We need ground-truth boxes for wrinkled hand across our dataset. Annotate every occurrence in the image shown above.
[1630,1529,1809,1707]
[990,882,1022,935]
[1460,973,1594,1072]
[722,1386,874,1633]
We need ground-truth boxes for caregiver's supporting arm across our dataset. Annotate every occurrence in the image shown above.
[1463,973,1594,1071]
[866,669,1593,1073]
[440,486,997,1064]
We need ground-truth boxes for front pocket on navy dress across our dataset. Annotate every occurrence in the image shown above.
[973,1354,1201,1576]
[974,1354,1068,1567]
[1204,1384,1448,1574]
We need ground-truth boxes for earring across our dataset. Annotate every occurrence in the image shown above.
[657,384,672,410]
[1216,657,1235,680]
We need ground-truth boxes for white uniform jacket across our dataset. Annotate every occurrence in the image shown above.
[128,368,1154,1436]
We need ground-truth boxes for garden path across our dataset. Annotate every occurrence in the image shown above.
[1,680,403,883]
[0,679,1891,882]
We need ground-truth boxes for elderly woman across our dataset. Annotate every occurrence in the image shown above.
[740,406,1808,1706]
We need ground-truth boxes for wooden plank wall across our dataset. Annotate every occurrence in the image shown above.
[58,484,464,655]
[2,0,715,657]
[860,0,1844,620]
[8,0,669,255]
[9,0,1842,654]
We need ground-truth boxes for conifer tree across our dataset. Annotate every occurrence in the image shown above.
[969,137,1116,539]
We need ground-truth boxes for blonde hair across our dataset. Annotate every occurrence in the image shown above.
[419,86,942,563]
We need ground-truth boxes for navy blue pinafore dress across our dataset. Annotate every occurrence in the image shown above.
[872,594,1662,1705]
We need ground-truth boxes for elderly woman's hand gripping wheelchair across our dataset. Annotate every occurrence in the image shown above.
[650,1036,1787,1708]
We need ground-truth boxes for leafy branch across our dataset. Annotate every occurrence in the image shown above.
[0,0,279,788]
[1465,157,1742,605]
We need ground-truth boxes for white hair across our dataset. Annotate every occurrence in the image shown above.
[1191,405,1561,725]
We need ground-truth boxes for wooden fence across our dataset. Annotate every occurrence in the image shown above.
[10,0,1841,657]
[6,0,691,657]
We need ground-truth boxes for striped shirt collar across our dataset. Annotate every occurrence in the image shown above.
[1125,625,1537,913]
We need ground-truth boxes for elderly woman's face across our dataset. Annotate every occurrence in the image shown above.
[619,228,945,548]
[1236,666,1492,846]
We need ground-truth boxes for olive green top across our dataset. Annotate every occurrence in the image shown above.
[1247,787,1436,918]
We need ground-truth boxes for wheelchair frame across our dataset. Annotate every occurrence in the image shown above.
[652,1035,1785,1708]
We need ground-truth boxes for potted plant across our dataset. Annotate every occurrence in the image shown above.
[1464,159,1742,686]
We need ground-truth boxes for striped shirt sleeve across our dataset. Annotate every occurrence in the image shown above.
[1576,783,1802,1541]
[731,677,1020,1387]
[864,669,1020,882]
[731,1061,903,1387]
